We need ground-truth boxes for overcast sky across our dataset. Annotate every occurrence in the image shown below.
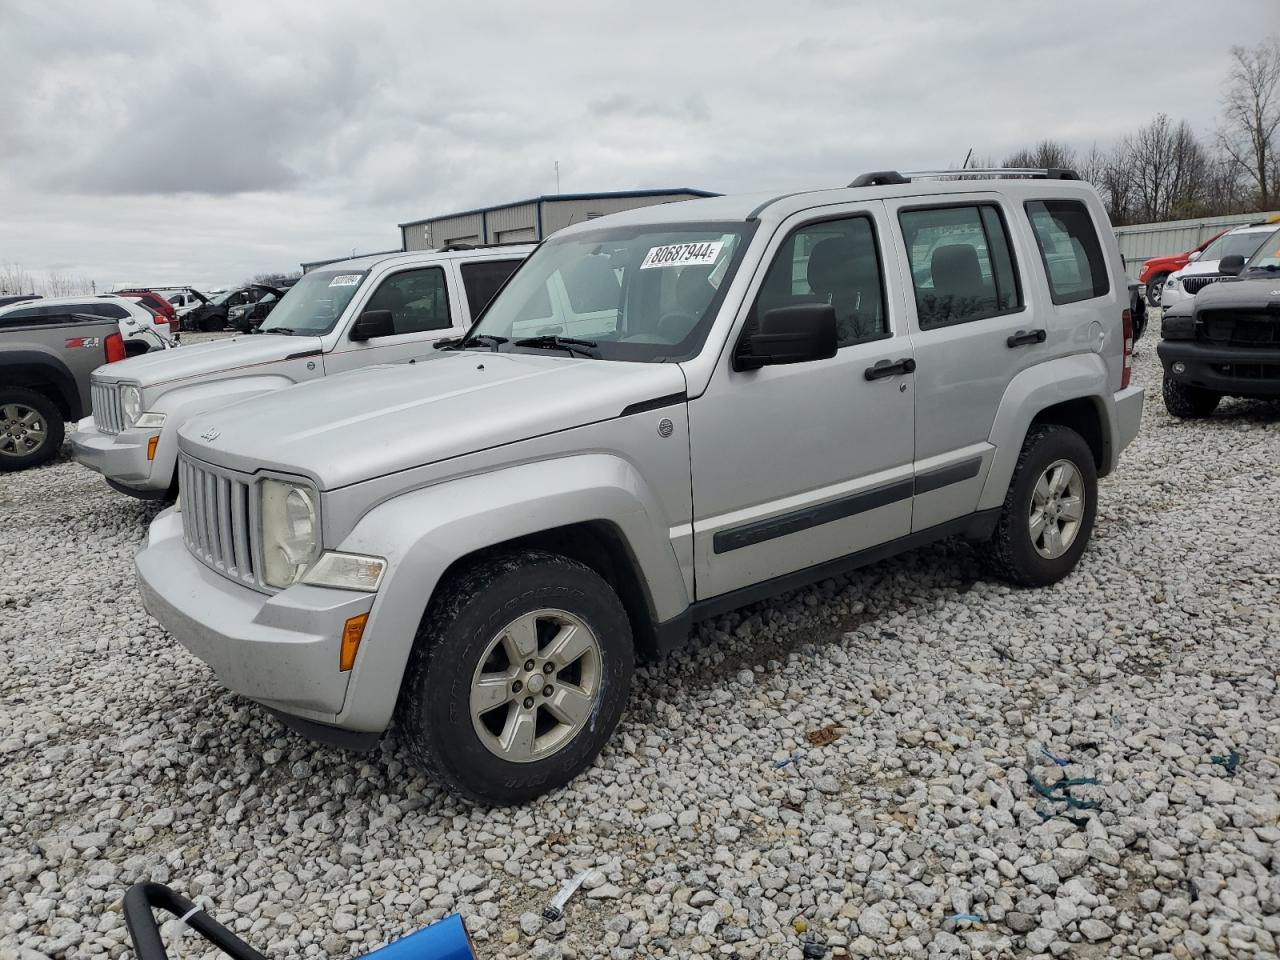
[1,0,1276,291]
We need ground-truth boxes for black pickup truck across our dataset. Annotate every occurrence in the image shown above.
[1157,232,1280,418]
[0,310,127,470]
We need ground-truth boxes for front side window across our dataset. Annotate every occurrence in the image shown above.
[750,215,887,347]
[363,267,450,335]
[1243,227,1280,273]
[1025,200,1110,304]
[460,259,522,317]
[468,221,756,362]
[258,268,368,336]
[900,204,1022,329]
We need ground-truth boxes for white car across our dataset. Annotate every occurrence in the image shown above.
[1161,222,1277,310]
[0,296,176,356]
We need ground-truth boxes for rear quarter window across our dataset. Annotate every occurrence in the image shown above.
[1025,200,1110,304]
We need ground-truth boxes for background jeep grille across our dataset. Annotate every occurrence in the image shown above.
[91,381,123,434]
[1180,275,1223,295]
[1199,309,1280,347]
[179,455,258,587]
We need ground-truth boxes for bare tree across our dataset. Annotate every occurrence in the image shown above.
[42,271,94,297]
[1219,38,1280,208]
[0,262,35,295]
[1126,114,1209,222]
[1002,140,1078,170]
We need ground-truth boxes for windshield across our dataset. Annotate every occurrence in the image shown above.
[258,268,368,335]
[468,221,756,362]
[1243,227,1280,272]
[1201,230,1271,262]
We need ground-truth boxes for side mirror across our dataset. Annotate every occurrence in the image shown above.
[735,303,838,371]
[1218,255,1245,277]
[350,309,395,341]
[1186,250,1202,262]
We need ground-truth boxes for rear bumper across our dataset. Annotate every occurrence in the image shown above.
[1157,340,1280,397]
[1112,385,1144,458]
[135,509,375,725]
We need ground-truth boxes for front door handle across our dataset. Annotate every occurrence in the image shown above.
[1007,328,1047,348]
[864,357,917,381]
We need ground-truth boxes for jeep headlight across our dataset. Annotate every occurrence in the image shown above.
[260,478,320,588]
[120,384,142,426]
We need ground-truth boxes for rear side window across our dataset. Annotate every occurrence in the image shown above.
[1025,200,1110,304]
[84,302,130,320]
[899,204,1022,330]
[460,259,522,317]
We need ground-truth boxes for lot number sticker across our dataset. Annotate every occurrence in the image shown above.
[328,274,362,287]
[640,240,724,270]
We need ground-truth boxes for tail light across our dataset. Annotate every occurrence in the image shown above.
[105,332,126,363]
[1121,308,1133,389]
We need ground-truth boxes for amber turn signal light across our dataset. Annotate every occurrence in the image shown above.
[340,614,368,671]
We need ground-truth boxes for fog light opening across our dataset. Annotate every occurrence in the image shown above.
[340,614,368,672]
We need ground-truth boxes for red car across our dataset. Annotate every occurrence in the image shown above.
[1137,229,1230,307]
[114,289,180,336]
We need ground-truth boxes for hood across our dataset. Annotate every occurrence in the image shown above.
[93,333,322,388]
[1173,259,1225,279]
[180,351,687,490]
[1193,276,1280,314]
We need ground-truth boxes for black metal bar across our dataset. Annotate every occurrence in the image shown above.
[123,883,269,960]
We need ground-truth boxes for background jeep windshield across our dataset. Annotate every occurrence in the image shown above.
[1200,230,1271,262]
[258,268,368,335]
[471,222,755,361]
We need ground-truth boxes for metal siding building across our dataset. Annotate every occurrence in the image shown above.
[399,189,717,251]
[1115,210,1280,267]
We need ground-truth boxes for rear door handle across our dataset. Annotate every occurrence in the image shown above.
[864,357,916,380]
[1007,328,1047,348]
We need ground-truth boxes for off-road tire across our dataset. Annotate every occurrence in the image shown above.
[0,387,64,472]
[981,424,1098,588]
[1162,375,1220,419]
[397,549,634,805]
[1145,273,1167,307]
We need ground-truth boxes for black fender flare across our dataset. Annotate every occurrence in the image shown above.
[0,352,82,419]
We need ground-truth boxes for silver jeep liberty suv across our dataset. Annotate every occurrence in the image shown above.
[136,168,1143,804]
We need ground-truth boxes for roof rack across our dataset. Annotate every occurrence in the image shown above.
[848,167,1080,187]
[438,241,536,252]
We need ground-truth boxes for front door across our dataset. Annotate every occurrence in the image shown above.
[690,207,917,599]
[324,265,463,374]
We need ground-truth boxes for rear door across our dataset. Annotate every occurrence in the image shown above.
[883,194,1050,531]
[690,203,917,599]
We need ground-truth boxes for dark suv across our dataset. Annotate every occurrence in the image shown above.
[1157,227,1280,417]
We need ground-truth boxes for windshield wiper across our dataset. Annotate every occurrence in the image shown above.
[513,335,599,358]
[443,334,508,351]
[260,327,295,335]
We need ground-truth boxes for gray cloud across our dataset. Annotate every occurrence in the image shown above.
[0,0,1276,288]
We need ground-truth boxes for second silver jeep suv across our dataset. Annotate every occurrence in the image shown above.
[136,169,1143,804]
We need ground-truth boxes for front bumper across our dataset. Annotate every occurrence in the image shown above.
[136,509,376,726]
[1157,340,1280,397]
[1160,283,1193,310]
[70,416,167,493]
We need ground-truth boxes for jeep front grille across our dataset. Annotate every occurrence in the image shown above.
[179,455,258,587]
[1180,275,1223,295]
[91,381,124,434]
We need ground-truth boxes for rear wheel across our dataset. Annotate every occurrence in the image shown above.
[0,388,63,472]
[1162,375,1220,419]
[1145,272,1168,307]
[397,550,634,805]
[982,425,1097,587]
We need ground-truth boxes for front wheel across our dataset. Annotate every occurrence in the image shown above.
[1162,375,1220,419]
[982,425,1098,588]
[397,550,634,805]
[1145,273,1168,307]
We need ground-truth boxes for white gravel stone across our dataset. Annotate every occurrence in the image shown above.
[2,342,1277,959]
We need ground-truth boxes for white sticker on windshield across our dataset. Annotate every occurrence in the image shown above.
[640,240,725,270]
[328,274,362,287]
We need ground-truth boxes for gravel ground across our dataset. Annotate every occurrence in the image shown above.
[2,340,1278,960]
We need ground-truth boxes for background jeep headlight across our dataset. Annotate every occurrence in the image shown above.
[260,479,320,588]
[120,384,142,426]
